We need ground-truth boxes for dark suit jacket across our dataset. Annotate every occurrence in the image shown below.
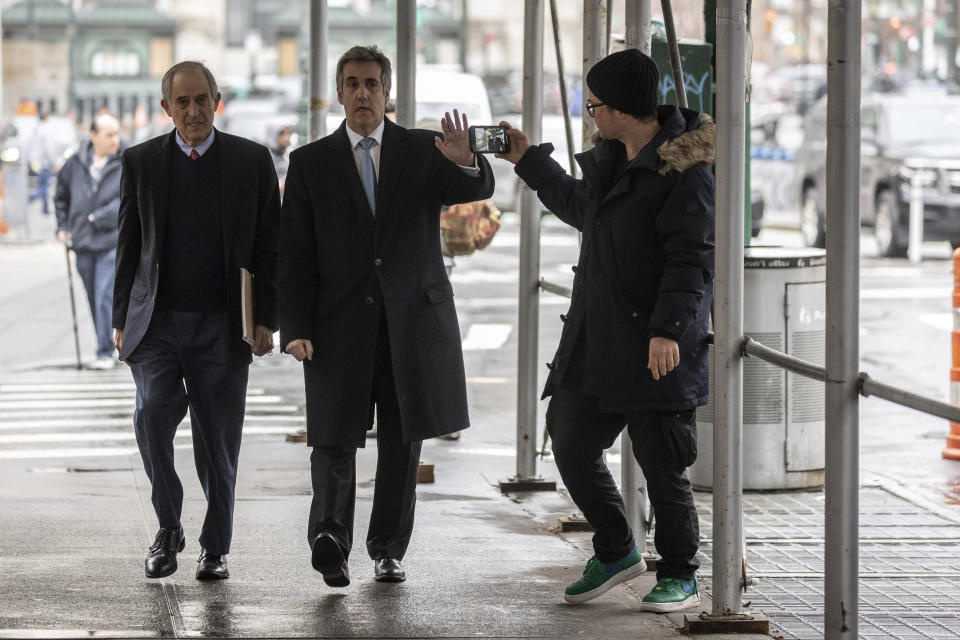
[278,119,494,446]
[113,128,280,362]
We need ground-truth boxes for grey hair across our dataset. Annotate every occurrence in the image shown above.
[335,45,392,93]
[161,61,219,104]
[90,112,119,133]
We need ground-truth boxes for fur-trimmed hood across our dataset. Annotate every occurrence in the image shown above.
[657,110,715,175]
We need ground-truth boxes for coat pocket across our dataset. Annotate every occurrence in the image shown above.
[663,409,698,468]
[425,281,454,304]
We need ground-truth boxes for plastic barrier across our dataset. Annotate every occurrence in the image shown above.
[945,248,960,460]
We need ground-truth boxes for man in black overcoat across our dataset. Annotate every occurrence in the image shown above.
[498,49,715,612]
[113,61,280,581]
[278,45,494,586]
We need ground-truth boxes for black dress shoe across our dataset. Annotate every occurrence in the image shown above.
[374,558,406,582]
[311,533,349,587]
[195,549,229,580]
[145,527,185,578]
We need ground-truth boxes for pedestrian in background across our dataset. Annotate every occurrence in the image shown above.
[113,61,280,582]
[54,113,125,369]
[267,123,293,197]
[27,113,56,215]
[497,48,715,613]
[278,44,494,587]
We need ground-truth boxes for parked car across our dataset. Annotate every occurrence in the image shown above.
[792,92,960,256]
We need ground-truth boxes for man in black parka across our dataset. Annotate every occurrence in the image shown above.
[498,49,715,612]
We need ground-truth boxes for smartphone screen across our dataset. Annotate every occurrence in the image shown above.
[469,126,510,154]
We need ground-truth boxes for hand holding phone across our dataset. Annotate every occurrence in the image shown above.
[469,125,510,154]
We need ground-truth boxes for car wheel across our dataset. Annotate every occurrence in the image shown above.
[874,190,908,257]
[800,186,826,248]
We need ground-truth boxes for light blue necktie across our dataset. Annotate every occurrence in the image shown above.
[358,137,377,215]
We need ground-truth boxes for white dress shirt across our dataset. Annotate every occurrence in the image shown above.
[175,128,216,158]
[344,120,480,179]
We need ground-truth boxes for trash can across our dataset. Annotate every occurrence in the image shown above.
[689,247,827,490]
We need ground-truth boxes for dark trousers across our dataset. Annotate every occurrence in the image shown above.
[130,307,249,555]
[546,386,700,580]
[307,312,421,561]
[74,248,116,358]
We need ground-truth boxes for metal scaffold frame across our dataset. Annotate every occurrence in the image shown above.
[303,1,960,636]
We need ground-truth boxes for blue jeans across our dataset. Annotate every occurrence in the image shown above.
[74,248,116,358]
[28,167,52,213]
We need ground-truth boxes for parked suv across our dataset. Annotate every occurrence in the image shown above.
[793,92,960,256]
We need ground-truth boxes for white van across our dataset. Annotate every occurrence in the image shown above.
[325,66,493,131]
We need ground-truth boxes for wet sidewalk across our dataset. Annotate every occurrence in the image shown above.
[0,366,757,640]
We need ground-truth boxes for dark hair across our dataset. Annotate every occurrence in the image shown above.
[161,61,219,104]
[336,45,392,93]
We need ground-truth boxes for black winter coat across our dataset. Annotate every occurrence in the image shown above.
[515,106,715,412]
[278,119,495,447]
[54,140,126,252]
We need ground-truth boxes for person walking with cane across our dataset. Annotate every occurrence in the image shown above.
[55,113,125,369]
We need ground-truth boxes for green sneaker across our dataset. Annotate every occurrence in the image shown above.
[563,547,646,604]
[640,576,700,612]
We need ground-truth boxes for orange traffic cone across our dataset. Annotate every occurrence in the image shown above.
[946,248,960,460]
[0,169,8,235]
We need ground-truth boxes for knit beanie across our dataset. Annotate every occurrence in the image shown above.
[585,48,660,117]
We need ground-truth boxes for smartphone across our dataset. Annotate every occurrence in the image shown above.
[469,125,510,154]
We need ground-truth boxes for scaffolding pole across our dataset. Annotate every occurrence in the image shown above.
[513,0,545,483]
[396,0,417,129]
[582,0,607,148]
[824,0,862,637]
[712,0,748,617]
[622,0,653,557]
[307,0,328,142]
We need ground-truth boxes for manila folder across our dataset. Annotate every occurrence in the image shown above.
[241,268,255,345]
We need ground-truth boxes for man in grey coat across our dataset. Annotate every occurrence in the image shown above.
[55,113,124,369]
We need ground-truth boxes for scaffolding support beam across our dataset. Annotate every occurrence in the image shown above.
[396,0,417,129]
[307,0,328,142]
[511,0,546,484]
[824,0,862,637]
[711,0,748,617]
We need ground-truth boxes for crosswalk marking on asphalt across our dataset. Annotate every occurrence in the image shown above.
[461,324,512,351]
[0,368,304,461]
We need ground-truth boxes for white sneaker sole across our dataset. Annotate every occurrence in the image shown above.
[641,591,700,613]
[563,561,647,604]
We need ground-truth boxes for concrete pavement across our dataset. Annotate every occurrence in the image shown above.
[4,208,960,638]
[0,208,760,638]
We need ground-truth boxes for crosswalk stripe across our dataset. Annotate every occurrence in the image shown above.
[0,388,267,399]
[0,405,299,420]
[0,383,137,393]
[0,415,305,431]
[0,426,301,445]
[0,395,285,410]
[461,324,513,351]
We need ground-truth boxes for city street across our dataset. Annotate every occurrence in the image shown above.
[2,205,960,638]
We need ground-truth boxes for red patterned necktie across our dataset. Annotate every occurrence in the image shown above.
[190,149,199,160]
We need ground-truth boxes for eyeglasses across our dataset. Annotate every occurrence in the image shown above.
[585,101,606,117]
